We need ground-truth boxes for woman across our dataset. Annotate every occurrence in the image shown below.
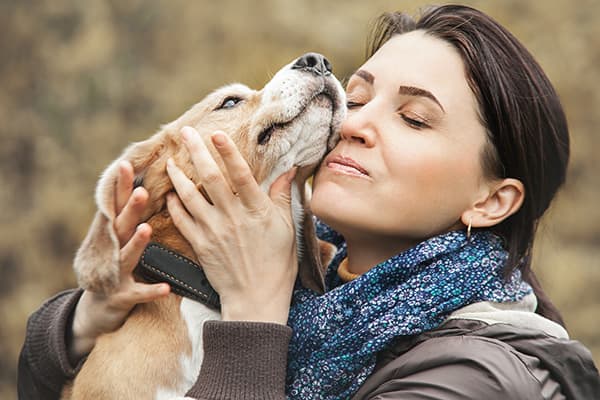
[19,5,600,399]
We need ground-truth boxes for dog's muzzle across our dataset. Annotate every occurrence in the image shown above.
[291,52,333,77]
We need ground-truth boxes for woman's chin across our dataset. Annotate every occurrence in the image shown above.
[311,183,354,227]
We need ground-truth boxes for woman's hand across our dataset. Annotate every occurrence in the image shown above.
[166,126,298,325]
[68,161,170,363]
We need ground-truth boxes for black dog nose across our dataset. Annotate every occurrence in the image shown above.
[292,52,332,76]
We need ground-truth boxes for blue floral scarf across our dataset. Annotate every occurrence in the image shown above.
[286,224,532,399]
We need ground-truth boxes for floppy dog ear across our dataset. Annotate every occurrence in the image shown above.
[74,159,126,294]
[296,180,337,294]
[74,136,164,294]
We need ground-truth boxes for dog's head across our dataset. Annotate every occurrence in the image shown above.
[75,53,345,295]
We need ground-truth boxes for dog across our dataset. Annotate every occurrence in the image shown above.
[62,53,345,399]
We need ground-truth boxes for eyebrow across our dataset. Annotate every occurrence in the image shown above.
[352,69,445,113]
[353,69,375,84]
[398,86,445,112]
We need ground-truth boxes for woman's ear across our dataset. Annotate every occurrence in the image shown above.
[462,178,525,228]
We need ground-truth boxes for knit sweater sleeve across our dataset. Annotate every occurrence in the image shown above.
[18,288,85,400]
[185,320,292,400]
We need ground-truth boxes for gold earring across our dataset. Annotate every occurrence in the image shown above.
[467,217,472,241]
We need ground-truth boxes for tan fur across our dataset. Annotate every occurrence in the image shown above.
[64,60,345,398]
[69,296,189,399]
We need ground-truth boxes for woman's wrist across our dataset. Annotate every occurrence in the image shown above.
[221,304,290,325]
[220,287,293,325]
[67,291,99,364]
[67,290,128,363]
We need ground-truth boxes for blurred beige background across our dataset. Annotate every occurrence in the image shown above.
[1,0,598,397]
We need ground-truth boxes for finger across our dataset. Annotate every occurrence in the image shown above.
[115,161,134,214]
[181,126,235,205]
[211,131,265,209]
[269,167,297,209]
[114,186,149,245]
[127,282,171,304]
[119,223,152,273]
[166,158,212,217]
[166,192,206,243]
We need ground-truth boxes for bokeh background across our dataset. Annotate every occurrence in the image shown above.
[1,0,598,397]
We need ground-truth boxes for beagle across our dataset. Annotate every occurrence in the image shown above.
[63,53,345,399]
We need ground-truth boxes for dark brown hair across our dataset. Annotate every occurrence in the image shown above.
[367,5,569,325]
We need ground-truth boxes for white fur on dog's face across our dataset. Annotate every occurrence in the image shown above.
[252,59,345,190]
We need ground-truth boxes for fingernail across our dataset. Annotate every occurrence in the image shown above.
[211,132,227,147]
[166,157,175,169]
[132,186,144,198]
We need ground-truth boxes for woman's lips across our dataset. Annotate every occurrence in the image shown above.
[326,155,369,177]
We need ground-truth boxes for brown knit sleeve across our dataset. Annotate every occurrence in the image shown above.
[185,320,292,400]
[18,288,85,399]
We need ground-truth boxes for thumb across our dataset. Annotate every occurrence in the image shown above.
[269,167,297,208]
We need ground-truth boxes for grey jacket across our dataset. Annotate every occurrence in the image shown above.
[353,295,600,399]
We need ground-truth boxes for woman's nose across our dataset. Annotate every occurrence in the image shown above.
[340,108,376,146]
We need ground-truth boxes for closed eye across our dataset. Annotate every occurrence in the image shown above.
[401,114,429,129]
[346,101,364,109]
[216,96,244,110]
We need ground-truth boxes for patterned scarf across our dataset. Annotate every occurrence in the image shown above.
[286,224,532,399]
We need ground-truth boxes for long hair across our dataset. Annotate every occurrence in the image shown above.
[367,5,569,325]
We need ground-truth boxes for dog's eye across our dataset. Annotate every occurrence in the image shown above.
[217,96,243,110]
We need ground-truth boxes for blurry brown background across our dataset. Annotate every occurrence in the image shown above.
[1,0,598,397]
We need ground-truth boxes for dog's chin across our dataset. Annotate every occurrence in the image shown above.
[282,95,335,168]
[295,92,344,156]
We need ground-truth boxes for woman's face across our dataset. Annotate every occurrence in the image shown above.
[311,30,491,248]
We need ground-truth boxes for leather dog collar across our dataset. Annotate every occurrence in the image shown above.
[135,242,220,310]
